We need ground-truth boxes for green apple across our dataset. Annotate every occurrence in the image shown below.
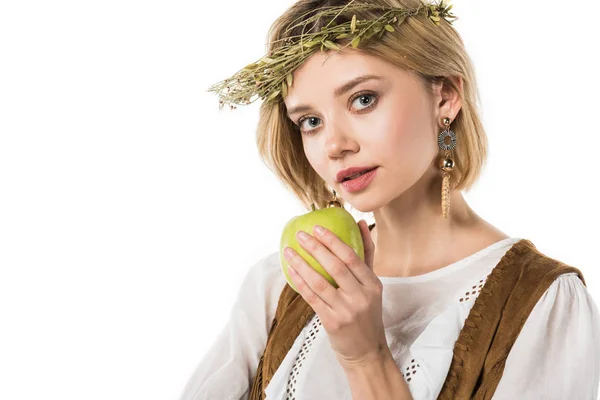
[280,204,365,293]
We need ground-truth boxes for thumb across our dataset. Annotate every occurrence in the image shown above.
[358,220,375,270]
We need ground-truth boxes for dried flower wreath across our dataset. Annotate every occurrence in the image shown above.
[207,0,457,110]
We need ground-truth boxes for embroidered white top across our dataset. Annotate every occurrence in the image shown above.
[179,237,600,400]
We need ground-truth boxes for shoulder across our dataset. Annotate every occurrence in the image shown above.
[495,272,600,399]
[486,239,594,333]
[527,260,599,334]
[237,250,288,310]
[539,272,598,314]
[505,239,587,287]
[517,272,600,368]
[224,251,289,332]
[245,250,284,285]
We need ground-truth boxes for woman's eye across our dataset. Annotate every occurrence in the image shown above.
[351,93,377,111]
[298,116,321,133]
[295,92,378,135]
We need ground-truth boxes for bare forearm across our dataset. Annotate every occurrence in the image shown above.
[342,351,413,400]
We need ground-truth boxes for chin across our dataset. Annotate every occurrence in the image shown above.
[343,195,382,214]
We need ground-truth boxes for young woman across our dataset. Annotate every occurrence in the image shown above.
[180,0,600,399]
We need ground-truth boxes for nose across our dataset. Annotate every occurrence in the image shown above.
[324,116,359,159]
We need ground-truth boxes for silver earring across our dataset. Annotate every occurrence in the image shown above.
[438,117,456,218]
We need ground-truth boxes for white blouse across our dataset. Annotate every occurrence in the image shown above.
[179,237,600,400]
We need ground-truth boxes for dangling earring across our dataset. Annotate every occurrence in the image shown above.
[438,116,457,219]
[326,189,342,208]
[309,188,342,211]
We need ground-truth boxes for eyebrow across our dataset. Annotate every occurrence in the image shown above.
[286,74,385,118]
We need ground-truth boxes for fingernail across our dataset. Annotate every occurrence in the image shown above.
[314,225,325,235]
[297,230,310,241]
[284,247,294,258]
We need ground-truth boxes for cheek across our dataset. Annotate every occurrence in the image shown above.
[303,144,328,177]
[371,100,423,153]
[374,101,436,172]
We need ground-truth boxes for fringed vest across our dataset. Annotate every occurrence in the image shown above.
[249,238,587,400]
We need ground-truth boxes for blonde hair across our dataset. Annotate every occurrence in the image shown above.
[256,0,487,211]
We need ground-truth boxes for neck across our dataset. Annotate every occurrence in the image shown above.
[369,165,505,278]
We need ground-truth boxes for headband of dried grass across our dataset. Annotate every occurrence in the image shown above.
[208,0,457,110]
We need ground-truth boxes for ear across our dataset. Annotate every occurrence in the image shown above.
[433,75,463,126]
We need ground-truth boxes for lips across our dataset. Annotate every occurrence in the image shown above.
[336,166,378,183]
[342,168,375,181]
[341,167,378,193]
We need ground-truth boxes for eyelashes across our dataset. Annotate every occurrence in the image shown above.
[295,91,379,135]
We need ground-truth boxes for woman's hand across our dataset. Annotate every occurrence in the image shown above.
[282,219,389,369]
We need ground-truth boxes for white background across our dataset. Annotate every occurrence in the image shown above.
[1,0,599,399]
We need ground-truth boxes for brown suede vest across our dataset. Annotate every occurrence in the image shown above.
[249,238,587,399]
